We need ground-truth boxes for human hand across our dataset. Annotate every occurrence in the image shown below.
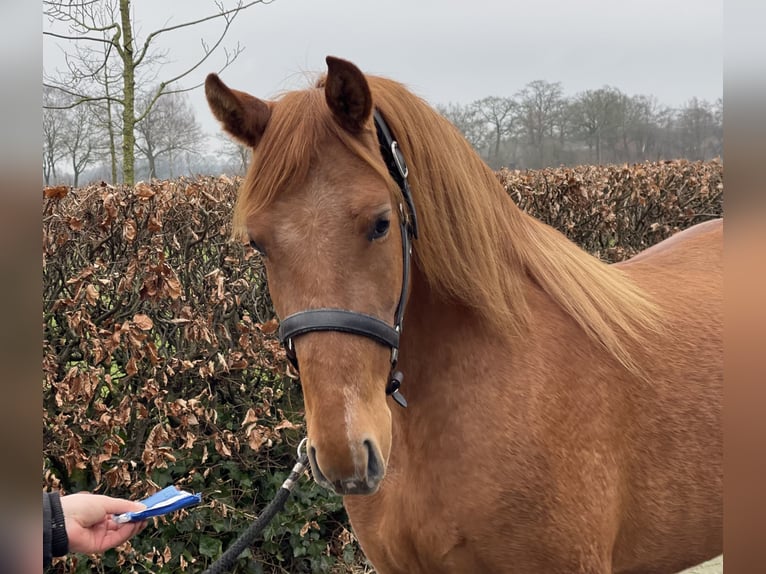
[60,493,147,554]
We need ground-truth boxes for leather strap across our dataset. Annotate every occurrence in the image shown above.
[374,109,419,240]
[279,309,400,350]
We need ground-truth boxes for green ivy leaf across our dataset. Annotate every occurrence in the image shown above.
[199,535,223,558]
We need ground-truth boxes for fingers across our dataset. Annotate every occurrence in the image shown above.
[96,522,146,551]
[98,495,146,515]
[104,516,147,532]
[62,493,144,526]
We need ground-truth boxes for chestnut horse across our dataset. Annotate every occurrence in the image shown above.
[206,57,722,574]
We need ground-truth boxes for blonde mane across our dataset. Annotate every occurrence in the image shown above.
[233,74,663,374]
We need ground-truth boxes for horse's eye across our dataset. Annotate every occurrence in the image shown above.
[369,217,391,241]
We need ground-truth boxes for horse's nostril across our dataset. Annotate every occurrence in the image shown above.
[364,439,383,482]
[308,445,329,485]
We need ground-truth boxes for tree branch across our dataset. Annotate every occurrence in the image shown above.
[42,83,125,109]
[133,0,267,67]
[155,44,244,97]
[163,40,243,91]
[44,1,121,34]
[44,30,117,46]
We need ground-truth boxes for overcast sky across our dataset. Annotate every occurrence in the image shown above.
[43,0,722,139]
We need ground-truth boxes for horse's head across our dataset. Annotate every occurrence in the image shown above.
[206,57,413,495]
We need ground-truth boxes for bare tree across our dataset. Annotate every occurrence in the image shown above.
[43,87,67,185]
[436,102,489,154]
[652,106,681,161]
[712,97,723,158]
[569,87,625,164]
[615,95,667,162]
[474,97,518,168]
[516,80,565,168]
[61,102,104,187]
[135,90,205,179]
[215,133,251,175]
[44,0,269,186]
[677,98,719,160]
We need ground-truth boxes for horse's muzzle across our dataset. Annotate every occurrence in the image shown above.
[308,439,384,495]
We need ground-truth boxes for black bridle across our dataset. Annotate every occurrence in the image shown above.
[277,110,419,408]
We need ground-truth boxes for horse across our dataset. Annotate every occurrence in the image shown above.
[205,56,722,574]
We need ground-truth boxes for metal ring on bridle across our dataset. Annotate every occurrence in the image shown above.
[297,437,307,460]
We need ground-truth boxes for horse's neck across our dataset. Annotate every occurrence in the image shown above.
[393,266,530,436]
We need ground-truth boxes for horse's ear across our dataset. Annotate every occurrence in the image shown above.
[324,56,372,133]
[205,74,271,148]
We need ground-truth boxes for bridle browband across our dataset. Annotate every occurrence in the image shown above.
[277,109,419,408]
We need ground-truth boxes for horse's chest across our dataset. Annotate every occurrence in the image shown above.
[344,486,474,574]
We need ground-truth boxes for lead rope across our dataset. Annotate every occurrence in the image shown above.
[202,439,309,574]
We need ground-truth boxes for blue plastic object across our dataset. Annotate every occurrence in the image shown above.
[114,485,201,523]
